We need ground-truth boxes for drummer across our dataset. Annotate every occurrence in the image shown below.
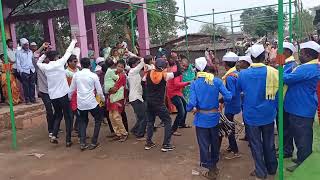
[186,57,232,180]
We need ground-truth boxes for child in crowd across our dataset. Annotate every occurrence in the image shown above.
[104,58,123,103]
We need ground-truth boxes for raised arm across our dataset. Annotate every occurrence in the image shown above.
[129,58,145,75]
[36,54,47,71]
[56,39,77,67]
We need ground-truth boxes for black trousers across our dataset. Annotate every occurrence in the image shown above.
[20,71,36,103]
[51,94,72,143]
[39,92,55,133]
[78,106,102,145]
[130,100,147,138]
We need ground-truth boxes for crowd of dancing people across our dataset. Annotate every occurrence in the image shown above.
[0,34,319,180]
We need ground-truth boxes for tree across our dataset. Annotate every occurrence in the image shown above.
[314,9,320,35]
[13,0,181,52]
[240,7,279,37]
[199,24,228,37]
[293,9,315,39]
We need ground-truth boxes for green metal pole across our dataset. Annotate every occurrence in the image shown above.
[212,9,217,57]
[183,0,189,59]
[294,1,300,45]
[0,1,17,149]
[130,0,135,52]
[289,0,293,42]
[277,0,284,180]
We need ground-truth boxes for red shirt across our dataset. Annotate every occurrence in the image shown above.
[107,72,126,112]
[166,65,189,99]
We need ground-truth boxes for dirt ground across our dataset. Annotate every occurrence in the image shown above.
[0,106,275,180]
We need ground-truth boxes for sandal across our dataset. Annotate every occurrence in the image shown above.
[119,135,128,142]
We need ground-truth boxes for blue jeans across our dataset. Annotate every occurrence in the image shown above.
[225,113,239,153]
[171,95,187,132]
[288,113,314,163]
[130,100,147,138]
[196,126,220,170]
[246,122,278,178]
[146,101,172,146]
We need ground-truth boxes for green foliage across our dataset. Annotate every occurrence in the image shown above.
[294,9,315,39]
[199,24,229,37]
[13,0,181,52]
[240,7,279,37]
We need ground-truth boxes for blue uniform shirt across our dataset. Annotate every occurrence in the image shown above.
[187,77,232,128]
[284,61,298,73]
[237,67,277,126]
[284,63,320,119]
[224,71,241,115]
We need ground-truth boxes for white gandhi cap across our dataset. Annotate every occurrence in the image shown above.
[300,41,320,53]
[250,44,265,58]
[283,42,297,53]
[238,56,252,64]
[195,57,207,71]
[222,52,239,62]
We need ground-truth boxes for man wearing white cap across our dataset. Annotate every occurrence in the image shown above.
[281,42,298,160]
[221,52,241,159]
[16,38,36,104]
[186,57,232,179]
[236,56,252,142]
[237,44,278,179]
[284,41,320,172]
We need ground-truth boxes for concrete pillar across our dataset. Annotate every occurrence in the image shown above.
[136,3,150,56]
[68,0,88,58]
[43,18,56,50]
[9,23,17,48]
[85,12,99,58]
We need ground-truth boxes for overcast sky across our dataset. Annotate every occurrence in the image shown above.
[175,0,320,35]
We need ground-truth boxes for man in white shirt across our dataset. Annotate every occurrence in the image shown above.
[37,38,77,147]
[6,39,16,73]
[127,57,147,140]
[16,38,36,104]
[69,57,105,151]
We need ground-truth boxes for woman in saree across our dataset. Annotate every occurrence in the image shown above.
[0,54,20,105]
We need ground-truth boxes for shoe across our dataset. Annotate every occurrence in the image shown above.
[179,124,192,128]
[225,152,241,160]
[118,135,128,142]
[144,142,156,150]
[172,131,182,136]
[80,144,89,151]
[48,133,53,138]
[292,158,301,164]
[88,143,100,150]
[250,170,267,179]
[66,142,73,147]
[50,137,58,144]
[161,144,175,152]
[286,164,300,172]
[201,168,219,180]
[109,136,121,142]
[136,137,146,141]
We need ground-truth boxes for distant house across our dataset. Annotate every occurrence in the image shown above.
[150,33,236,63]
